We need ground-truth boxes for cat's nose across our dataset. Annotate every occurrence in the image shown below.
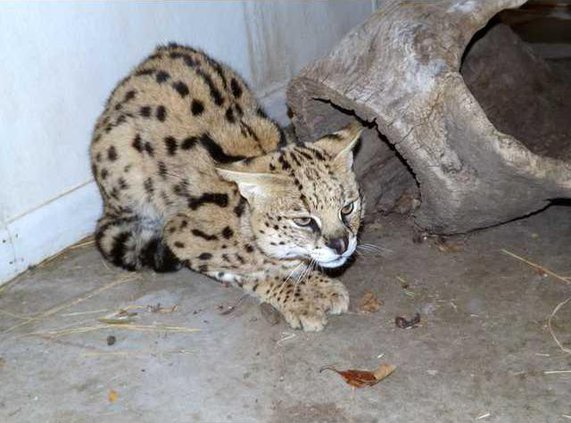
[326,236,349,255]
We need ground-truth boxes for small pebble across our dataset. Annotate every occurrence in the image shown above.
[106,335,116,346]
[260,303,281,325]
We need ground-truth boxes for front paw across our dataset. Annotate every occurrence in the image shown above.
[279,281,349,332]
[281,302,328,332]
[313,279,350,315]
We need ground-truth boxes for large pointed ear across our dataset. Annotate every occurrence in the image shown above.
[216,168,290,203]
[313,122,363,169]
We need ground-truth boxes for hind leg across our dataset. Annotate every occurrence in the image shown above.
[95,212,180,272]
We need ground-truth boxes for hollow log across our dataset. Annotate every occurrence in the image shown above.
[288,0,571,234]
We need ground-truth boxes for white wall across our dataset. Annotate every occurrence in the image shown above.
[0,1,373,283]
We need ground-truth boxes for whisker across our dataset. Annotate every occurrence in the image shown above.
[279,261,305,291]
[358,243,393,253]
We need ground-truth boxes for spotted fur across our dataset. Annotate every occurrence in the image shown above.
[91,43,364,331]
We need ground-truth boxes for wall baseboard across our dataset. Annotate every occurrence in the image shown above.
[0,182,102,284]
[0,85,288,285]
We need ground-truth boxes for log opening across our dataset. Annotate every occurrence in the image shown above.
[288,0,571,234]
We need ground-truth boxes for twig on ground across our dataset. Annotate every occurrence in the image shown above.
[82,349,194,357]
[2,274,141,334]
[544,370,571,375]
[28,323,200,338]
[548,297,571,356]
[501,249,570,285]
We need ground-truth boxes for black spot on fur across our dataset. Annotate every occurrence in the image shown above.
[135,68,154,77]
[278,154,291,171]
[174,241,185,248]
[191,99,205,116]
[225,107,235,123]
[328,133,343,141]
[239,121,260,142]
[95,152,102,162]
[118,178,128,190]
[245,244,254,253]
[131,134,143,153]
[124,90,136,102]
[188,192,229,210]
[289,152,302,167]
[169,51,182,59]
[198,264,209,273]
[107,146,118,161]
[181,137,198,150]
[206,57,228,89]
[198,253,212,260]
[222,226,234,239]
[183,54,198,67]
[195,69,224,106]
[100,169,109,179]
[156,105,167,122]
[140,238,181,272]
[144,177,154,195]
[158,161,167,178]
[199,133,246,163]
[172,81,189,98]
[307,146,327,161]
[109,232,136,271]
[164,136,178,156]
[144,142,154,157]
[230,78,242,98]
[298,149,313,161]
[155,71,170,83]
[140,106,152,117]
[233,197,247,217]
[191,229,218,241]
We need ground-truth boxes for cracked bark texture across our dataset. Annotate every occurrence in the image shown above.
[288,0,571,234]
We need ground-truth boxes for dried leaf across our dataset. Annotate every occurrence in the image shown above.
[434,236,464,253]
[373,363,396,381]
[148,303,178,314]
[395,313,421,329]
[320,362,396,388]
[98,309,139,324]
[358,291,382,314]
[108,389,118,403]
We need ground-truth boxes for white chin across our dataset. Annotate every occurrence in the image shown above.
[318,256,348,268]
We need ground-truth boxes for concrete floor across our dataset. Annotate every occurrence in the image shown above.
[0,206,570,423]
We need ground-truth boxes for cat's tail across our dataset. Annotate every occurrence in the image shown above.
[95,213,181,272]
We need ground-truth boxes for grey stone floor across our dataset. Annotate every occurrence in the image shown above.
[0,206,570,423]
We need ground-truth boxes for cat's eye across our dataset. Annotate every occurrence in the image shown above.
[292,217,314,227]
[341,202,355,216]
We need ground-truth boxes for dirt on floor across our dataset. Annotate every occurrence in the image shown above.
[0,206,570,423]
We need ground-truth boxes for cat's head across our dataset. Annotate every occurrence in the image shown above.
[217,122,363,268]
